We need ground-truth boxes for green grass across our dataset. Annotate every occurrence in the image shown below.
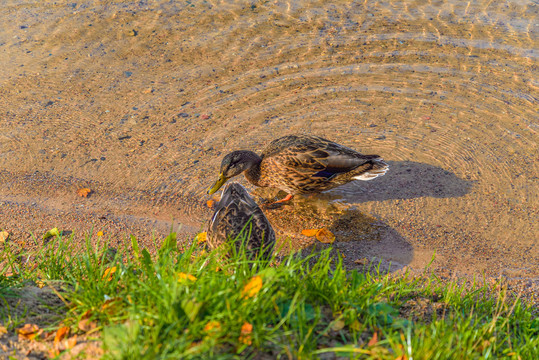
[1,231,538,359]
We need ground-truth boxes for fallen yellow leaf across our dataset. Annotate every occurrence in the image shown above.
[178,272,197,282]
[330,319,345,331]
[102,266,117,281]
[78,310,97,332]
[77,188,92,197]
[0,326,7,338]
[195,232,207,244]
[101,297,122,315]
[66,334,77,349]
[241,276,263,299]
[301,229,319,237]
[43,227,60,240]
[367,331,379,347]
[207,200,215,208]
[17,324,41,341]
[35,279,46,288]
[316,228,335,244]
[97,231,104,237]
[0,231,9,243]
[239,322,253,345]
[54,326,70,348]
[48,348,60,358]
[203,320,221,333]
[350,319,362,332]
[354,258,368,265]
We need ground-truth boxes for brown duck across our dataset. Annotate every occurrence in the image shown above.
[207,182,275,259]
[208,135,389,204]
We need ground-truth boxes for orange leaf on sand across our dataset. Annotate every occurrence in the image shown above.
[241,276,263,299]
[17,324,42,341]
[301,229,318,237]
[367,331,379,347]
[102,266,117,281]
[54,326,69,347]
[315,228,335,244]
[66,335,77,349]
[48,348,60,358]
[77,188,92,197]
[0,230,9,243]
[239,322,253,345]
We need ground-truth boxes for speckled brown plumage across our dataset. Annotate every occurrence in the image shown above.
[207,182,275,259]
[208,135,389,199]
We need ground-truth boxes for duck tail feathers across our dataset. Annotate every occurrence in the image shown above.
[353,159,389,181]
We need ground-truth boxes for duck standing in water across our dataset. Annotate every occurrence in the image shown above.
[207,182,275,259]
[207,135,389,204]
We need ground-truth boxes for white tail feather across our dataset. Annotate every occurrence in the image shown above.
[353,163,389,181]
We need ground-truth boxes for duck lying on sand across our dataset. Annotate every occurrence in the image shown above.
[208,135,389,204]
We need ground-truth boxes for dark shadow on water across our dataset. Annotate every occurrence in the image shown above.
[263,200,414,274]
[323,161,474,203]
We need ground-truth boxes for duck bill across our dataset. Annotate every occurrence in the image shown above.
[207,174,227,195]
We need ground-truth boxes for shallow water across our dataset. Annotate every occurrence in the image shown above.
[0,0,537,280]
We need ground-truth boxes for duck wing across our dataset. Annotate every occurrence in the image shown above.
[263,135,383,180]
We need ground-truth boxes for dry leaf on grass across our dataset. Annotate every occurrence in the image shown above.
[77,188,92,197]
[101,298,122,314]
[350,320,362,332]
[330,319,345,331]
[241,276,263,299]
[78,310,98,332]
[195,232,207,244]
[54,326,70,348]
[0,326,7,338]
[207,200,215,208]
[203,320,221,334]
[239,322,253,345]
[50,334,78,357]
[367,331,379,347]
[17,324,42,341]
[178,272,197,282]
[102,266,117,281]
